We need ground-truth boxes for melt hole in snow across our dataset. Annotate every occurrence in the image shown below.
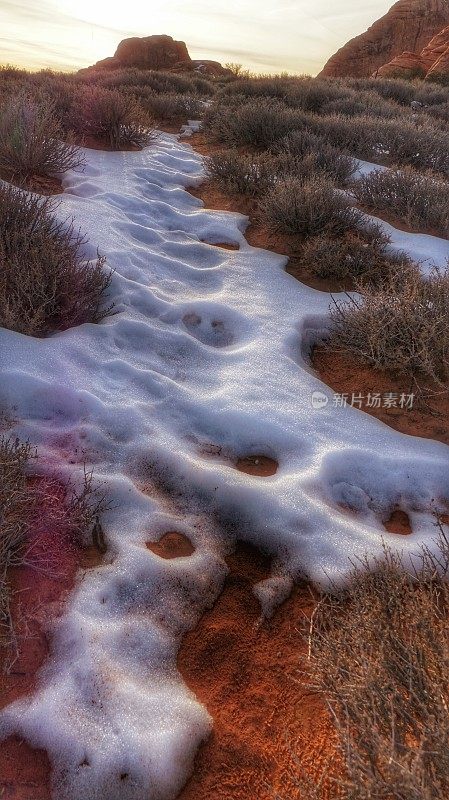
[201,241,240,251]
[235,456,278,477]
[383,509,412,536]
[146,532,195,559]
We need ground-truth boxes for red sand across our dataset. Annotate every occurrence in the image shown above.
[0,477,102,798]
[177,543,342,800]
[236,455,278,477]
[384,509,413,535]
[146,532,195,559]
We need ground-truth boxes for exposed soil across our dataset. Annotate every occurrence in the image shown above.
[312,344,449,447]
[146,532,195,559]
[384,509,413,535]
[0,477,103,799]
[201,241,240,251]
[187,180,349,293]
[0,170,63,196]
[177,542,342,800]
[74,135,142,152]
[357,203,447,240]
[236,456,279,477]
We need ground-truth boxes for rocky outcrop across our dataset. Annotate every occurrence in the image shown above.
[319,0,449,78]
[374,25,449,82]
[82,34,231,76]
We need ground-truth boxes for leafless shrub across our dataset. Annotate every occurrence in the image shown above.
[0,184,112,336]
[326,266,449,384]
[303,540,449,800]
[72,86,157,149]
[352,167,449,237]
[261,176,363,237]
[274,131,356,186]
[0,94,84,182]
[135,91,203,122]
[205,149,280,196]
[301,224,411,284]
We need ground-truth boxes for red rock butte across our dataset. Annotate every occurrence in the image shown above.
[80,34,232,77]
[319,0,449,78]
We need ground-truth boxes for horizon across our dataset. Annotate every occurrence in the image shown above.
[0,0,394,75]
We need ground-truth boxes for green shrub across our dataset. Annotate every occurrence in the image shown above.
[0,184,112,336]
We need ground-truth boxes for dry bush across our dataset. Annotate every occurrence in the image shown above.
[72,86,157,149]
[204,98,303,149]
[134,90,203,122]
[260,176,363,237]
[0,437,107,662]
[301,224,411,284]
[303,541,449,800]
[205,149,280,196]
[352,168,449,237]
[0,184,112,336]
[0,94,84,182]
[274,130,356,186]
[326,266,449,385]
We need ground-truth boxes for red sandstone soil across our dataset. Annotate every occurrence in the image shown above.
[0,171,63,196]
[313,345,449,447]
[177,543,342,800]
[0,478,103,799]
[147,532,195,559]
[236,455,279,477]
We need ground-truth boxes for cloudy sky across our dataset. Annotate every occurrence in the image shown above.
[0,0,393,74]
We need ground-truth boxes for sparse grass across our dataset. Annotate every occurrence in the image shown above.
[0,184,112,336]
[352,168,449,237]
[302,540,449,800]
[326,267,449,385]
[260,176,363,237]
[0,94,84,183]
[72,86,157,149]
[0,436,107,665]
[300,224,411,285]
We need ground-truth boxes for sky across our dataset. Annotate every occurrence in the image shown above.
[0,0,394,75]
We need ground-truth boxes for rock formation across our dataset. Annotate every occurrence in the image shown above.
[82,34,231,77]
[319,0,449,78]
[375,25,449,82]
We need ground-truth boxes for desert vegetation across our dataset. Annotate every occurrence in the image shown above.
[325,267,449,386]
[302,538,449,800]
[71,86,157,149]
[352,167,449,237]
[0,184,112,336]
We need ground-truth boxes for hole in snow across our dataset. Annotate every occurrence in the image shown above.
[120,772,129,781]
[182,312,234,348]
[236,455,278,477]
[383,509,412,536]
[146,532,195,559]
[201,240,239,251]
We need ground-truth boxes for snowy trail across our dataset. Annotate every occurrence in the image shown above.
[1,133,449,799]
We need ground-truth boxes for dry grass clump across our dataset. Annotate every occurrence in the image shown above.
[0,94,84,183]
[0,438,35,650]
[301,224,410,285]
[352,168,449,237]
[72,86,157,149]
[261,176,363,238]
[0,437,107,663]
[303,541,449,800]
[326,267,449,385]
[0,184,112,336]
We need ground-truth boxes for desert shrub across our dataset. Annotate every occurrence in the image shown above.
[205,149,280,196]
[0,184,112,336]
[300,224,411,284]
[0,94,84,182]
[204,98,303,148]
[261,176,363,237]
[274,131,356,186]
[303,543,449,800]
[134,91,203,122]
[72,86,157,149]
[352,167,449,236]
[327,266,449,384]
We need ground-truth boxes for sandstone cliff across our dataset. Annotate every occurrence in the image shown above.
[319,0,449,78]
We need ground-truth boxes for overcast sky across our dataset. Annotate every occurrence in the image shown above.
[0,0,393,74]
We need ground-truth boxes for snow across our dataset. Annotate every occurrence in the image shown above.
[1,130,449,798]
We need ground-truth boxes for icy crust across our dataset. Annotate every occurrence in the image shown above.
[1,131,449,798]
